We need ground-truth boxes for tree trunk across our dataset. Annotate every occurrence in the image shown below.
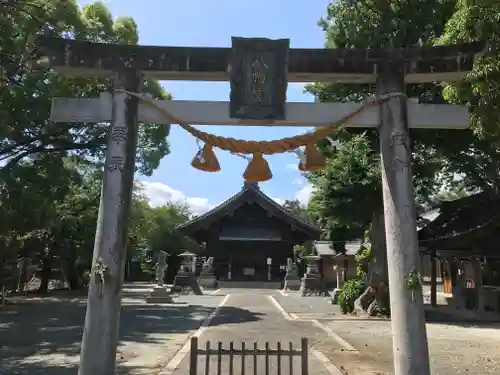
[368,208,390,315]
[38,257,52,293]
[65,251,82,290]
[354,208,390,316]
[66,262,80,290]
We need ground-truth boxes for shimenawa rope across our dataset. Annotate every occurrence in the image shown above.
[116,90,406,155]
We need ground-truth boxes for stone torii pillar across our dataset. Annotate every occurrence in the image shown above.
[39,36,484,375]
[377,62,431,374]
[79,69,142,375]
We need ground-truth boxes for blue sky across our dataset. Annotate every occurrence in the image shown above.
[77,0,331,214]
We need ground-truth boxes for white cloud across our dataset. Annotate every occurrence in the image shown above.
[295,182,314,206]
[270,196,284,205]
[139,181,215,216]
[139,181,312,216]
[286,163,298,171]
[292,178,304,186]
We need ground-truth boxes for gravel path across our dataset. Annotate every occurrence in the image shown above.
[0,284,223,375]
[321,319,500,375]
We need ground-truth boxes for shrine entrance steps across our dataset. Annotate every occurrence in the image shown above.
[217,281,282,289]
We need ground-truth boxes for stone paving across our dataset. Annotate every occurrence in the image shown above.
[170,290,343,375]
[271,293,342,320]
[0,283,224,375]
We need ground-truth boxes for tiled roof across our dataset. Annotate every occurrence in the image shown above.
[313,240,363,257]
[313,241,335,256]
[176,183,321,237]
[418,192,500,242]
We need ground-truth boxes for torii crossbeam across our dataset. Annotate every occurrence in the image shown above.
[50,93,469,129]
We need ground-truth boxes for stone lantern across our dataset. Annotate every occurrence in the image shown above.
[172,251,202,295]
[282,257,301,291]
[199,257,217,289]
[298,255,327,296]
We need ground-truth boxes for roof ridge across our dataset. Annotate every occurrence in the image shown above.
[176,183,320,235]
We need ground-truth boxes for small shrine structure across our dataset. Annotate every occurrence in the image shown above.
[177,182,321,285]
[419,192,500,313]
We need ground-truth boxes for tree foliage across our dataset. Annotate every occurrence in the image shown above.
[437,0,500,191]
[307,0,499,242]
[0,1,190,294]
[0,158,196,292]
[0,0,171,174]
[281,199,313,223]
[305,0,499,315]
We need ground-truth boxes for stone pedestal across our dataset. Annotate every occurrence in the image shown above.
[145,286,173,303]
[298,268,328,296]
[198,266,217,289]
[331,288,341,304]
[172,267,203,295]
[282,264,301,291]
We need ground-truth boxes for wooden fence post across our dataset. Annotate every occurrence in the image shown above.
[301,337,308,375]
[189,338,309,375]
[190,336,198,375]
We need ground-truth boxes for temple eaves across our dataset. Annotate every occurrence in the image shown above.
[38,37,486,84]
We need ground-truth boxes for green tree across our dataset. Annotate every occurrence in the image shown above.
[437,0,500,192]
[306,0,461,314]
[282,199,313,223]
[0,0,171,175]
[0,0,175,292]
[147,203,199,255]
[0,155,83,292]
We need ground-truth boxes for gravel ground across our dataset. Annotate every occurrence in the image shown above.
[271,293,342,315]
[0,284,224,375]
[321,319,500,375]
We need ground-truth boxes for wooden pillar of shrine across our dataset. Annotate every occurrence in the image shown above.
[430,250,438,307]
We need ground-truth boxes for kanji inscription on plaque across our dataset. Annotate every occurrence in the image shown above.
[229,37,289,120]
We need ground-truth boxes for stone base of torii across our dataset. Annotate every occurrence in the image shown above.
[145,286,174,303]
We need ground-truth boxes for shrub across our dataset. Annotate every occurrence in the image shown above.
[338,278,366,314]
[355,245,371,280]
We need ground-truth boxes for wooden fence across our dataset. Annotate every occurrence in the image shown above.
[189,337,308,375]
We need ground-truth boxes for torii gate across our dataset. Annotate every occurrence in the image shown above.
[40,36,484,375]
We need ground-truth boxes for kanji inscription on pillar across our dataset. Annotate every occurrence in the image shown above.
[229,36,289,120]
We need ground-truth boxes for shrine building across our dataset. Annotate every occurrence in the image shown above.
[177,182,320,286]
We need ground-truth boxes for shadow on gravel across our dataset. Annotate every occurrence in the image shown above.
[0,289,266,375]
[0,298,213,375]
[207,306,264,326]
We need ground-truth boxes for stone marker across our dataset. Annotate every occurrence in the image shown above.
[198,257,217,289]
[146,251,173,303]
[282,258,301,291]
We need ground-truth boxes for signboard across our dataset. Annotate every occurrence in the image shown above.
[229,37,289,120]
[243,267,255,276]
[219,227,282,241]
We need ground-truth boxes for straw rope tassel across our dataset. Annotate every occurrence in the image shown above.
[243,153,272,182]
[299,143,326,172]
[191,144,220,172]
